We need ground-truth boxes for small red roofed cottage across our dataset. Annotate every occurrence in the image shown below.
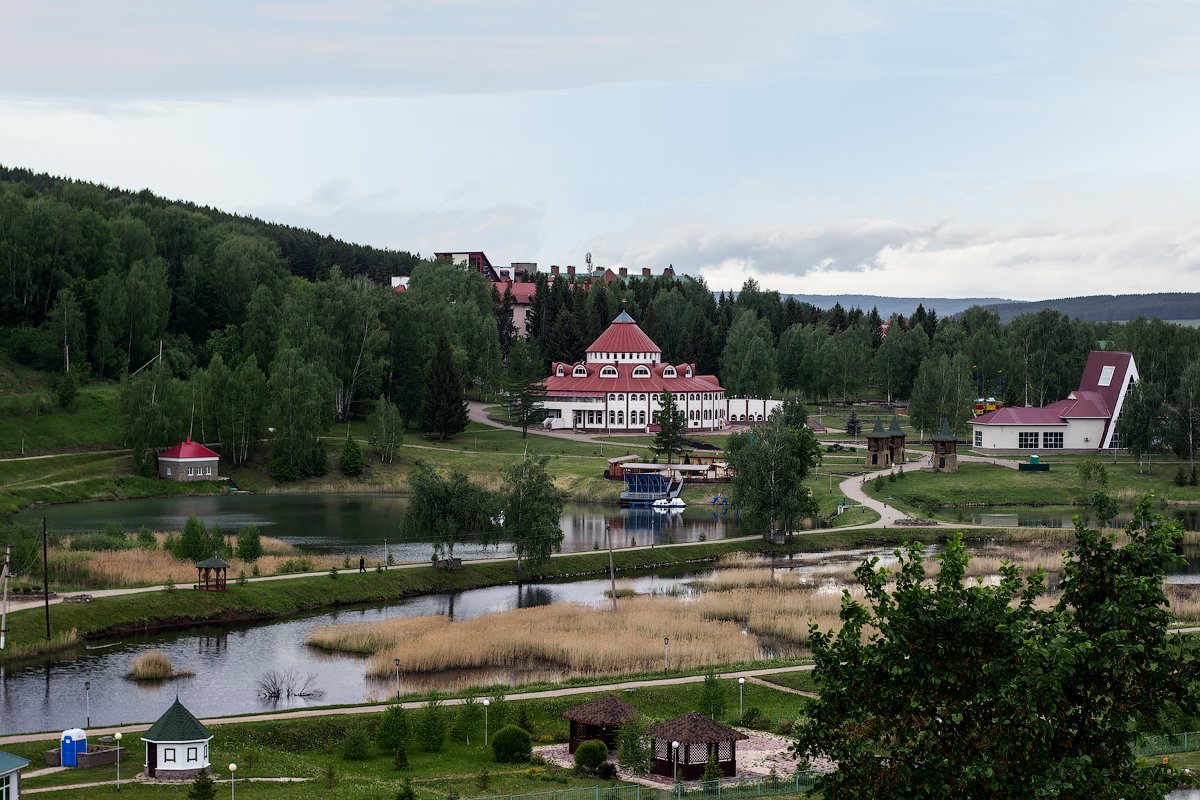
[157,438,220,482]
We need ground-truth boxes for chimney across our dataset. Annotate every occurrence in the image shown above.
[567,265,576,276]
[619,267,628,277]
[642,267,651,277]
[663,267,674,277]
[551,265,560,274]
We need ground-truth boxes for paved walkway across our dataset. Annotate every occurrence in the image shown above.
[0,664,814,746]
[25,776,309,794]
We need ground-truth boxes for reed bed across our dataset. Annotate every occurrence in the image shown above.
[1167,585,1200,622]
[48,545,343,587]
[126,649,193,681]
[318,597,763,678]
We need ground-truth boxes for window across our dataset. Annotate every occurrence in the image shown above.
[1,774,9,800]
[164,748,176,763]
[572,365,587,377]
[204,744,209,758]
[1098,365,1115,387]
[974,429,983,448]
[1043,432,1064,449]
[556,365,564,377]
[633,366,650,378]
[187,747,198,762]
[617,411,624,425]
[600,366,617,378]
[609,411,616,424]
[166,467,172,476]
[663,366,676,378]
[685,367,693,378]
[187,466,193,476]
[1018,432,1039,449]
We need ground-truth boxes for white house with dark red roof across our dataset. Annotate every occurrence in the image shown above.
[543,312,754,432]
[968,351,1139,453]
[157,438,221,482]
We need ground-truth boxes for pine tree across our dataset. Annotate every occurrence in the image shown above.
[339,434,365,476]
[654,391,687,464]
[235,523,263,562]
[419,335,468,441]
[503,338,548,437]
[187,768,216,800]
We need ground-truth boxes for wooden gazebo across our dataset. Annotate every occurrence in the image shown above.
[648,712,748,780]
[194,554,229,592]
[561,694,638,753]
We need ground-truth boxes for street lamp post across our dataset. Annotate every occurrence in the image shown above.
[738,677,745,723]
[113,731,122,792]
[393,657,401,699]
[84,681,90,728]
[663,637,669,672]
[671,740,680,784]
[482,698,490,746]
[229,762,237,800]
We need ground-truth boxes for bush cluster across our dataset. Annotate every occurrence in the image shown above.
[491,724,532,763]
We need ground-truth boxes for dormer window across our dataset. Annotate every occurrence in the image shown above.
[685,367,693,378]
[556,365,565,377]
[600,365,618,378]
[663,366,677,378]
[572,365,587,378]
[633,366,650,378]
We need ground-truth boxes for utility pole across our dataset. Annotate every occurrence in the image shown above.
[1,544,11,650]
[605,524,617,612]
[42,517,51,641]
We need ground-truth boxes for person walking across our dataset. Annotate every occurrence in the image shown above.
[358,556,366,573]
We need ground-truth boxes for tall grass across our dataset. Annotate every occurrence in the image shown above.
[127,649,192,681]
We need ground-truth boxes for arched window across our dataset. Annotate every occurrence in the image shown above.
[573,365,587,377]
[609,411,616,424]
[610,394,617,400]
[617,411,625,425]
[663,366,677,378]
[600,365,618,378]
[633,366,650,378]
[685,367,693,378]
[555,365,564,377]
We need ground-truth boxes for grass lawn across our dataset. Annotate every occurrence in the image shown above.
[11,681,812,799]
[863,461,1200,518]
[0,378,123,455]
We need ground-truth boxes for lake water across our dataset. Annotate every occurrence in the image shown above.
[16,493,742,562]
[949,505,1200,533]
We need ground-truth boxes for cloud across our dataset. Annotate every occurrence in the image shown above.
[597,219,1200,301]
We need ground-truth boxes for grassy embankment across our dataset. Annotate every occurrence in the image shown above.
[864,461,1200,520]
[6,679,813,798]
[0,529,994,663]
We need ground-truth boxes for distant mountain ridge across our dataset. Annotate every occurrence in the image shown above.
[780,292,1200,323]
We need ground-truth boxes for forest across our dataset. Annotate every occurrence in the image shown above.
[4,166,1200,474]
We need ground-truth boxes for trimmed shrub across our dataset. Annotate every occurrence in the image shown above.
[491,724,532,763]
[574,739,608,775]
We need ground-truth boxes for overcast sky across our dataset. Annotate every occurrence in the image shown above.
[3,1,1199,299]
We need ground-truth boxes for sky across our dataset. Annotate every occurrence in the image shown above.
[2,1,1199,300]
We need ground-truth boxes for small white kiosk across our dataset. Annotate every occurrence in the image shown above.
[142,698,212,780]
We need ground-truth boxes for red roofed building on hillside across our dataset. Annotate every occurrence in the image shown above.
[968,350,1139,453]
[543,312,730,432]
[157,438,220,482]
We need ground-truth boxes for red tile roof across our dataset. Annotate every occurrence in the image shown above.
[545,361,722,395]
[159,438,220,459]
[496,279,537,304]
[586,313,661,355]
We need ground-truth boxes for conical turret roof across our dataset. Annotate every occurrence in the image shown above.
[887,416,905,437]
[932,419,957,442]
[867,418,888,439]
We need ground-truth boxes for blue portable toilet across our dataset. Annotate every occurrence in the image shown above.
[60,728,86,767]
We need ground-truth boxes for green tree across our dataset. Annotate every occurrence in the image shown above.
[699,672,726,720]
[844,410,861,439]
[728,420,821,537]
[224,355,268,466]
[174,516,211,561]
[419,335,469,441]
[616,716,651,776]
[267,347,332,480]
[909,352,975,438]
[793,502,1196,800]
[318,269,389,422]
[501,455,564,582]
[702,754,722,783]
[653,391,687,464]
[773,395,808,430]
[502,337,547,437]
[418,697,447,752]
[368,396,404,463]
[574,739,609,775]
[1117,380,1167,474]
[396,777,416,800]
[187,768,216,800]
[235,523,263,562]
[1173,358,1200,471]
[491,724,532,763]
[377,705,411,753]
[56,369,78,409]
[404,463,499,561]
[339,434,365,477]
[119,361,184,476]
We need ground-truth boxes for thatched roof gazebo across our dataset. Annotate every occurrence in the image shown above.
[560,694,638,753]
[648,712,748,780]
[194,554,229,592]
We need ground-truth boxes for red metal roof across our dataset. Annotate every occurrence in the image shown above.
[586,313,661,355]
[545,361,722,395]
[159,438,220,459]
[495,279,537,304]
[971,351,1135,431]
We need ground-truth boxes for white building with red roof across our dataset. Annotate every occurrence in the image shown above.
[968,351,1139,453]
[157,438,221,482]
[543,312,730,432]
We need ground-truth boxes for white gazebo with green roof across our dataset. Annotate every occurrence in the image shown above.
[0,750,30,799]
[142,697,212,780]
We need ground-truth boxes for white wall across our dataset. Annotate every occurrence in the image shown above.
[147,740,210,773]
[727,398,782,422]
[970,418,1107,451]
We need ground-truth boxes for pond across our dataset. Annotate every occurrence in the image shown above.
[944,505,1200,533]
[16,493,742,562]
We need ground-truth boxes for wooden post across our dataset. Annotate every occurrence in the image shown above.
[43,517,51,641]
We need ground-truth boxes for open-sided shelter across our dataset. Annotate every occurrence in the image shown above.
[648,712,748,780]
[194,555,229,592]
[560,694,638,753]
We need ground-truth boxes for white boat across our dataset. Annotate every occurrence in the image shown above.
[651,497,687,509]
